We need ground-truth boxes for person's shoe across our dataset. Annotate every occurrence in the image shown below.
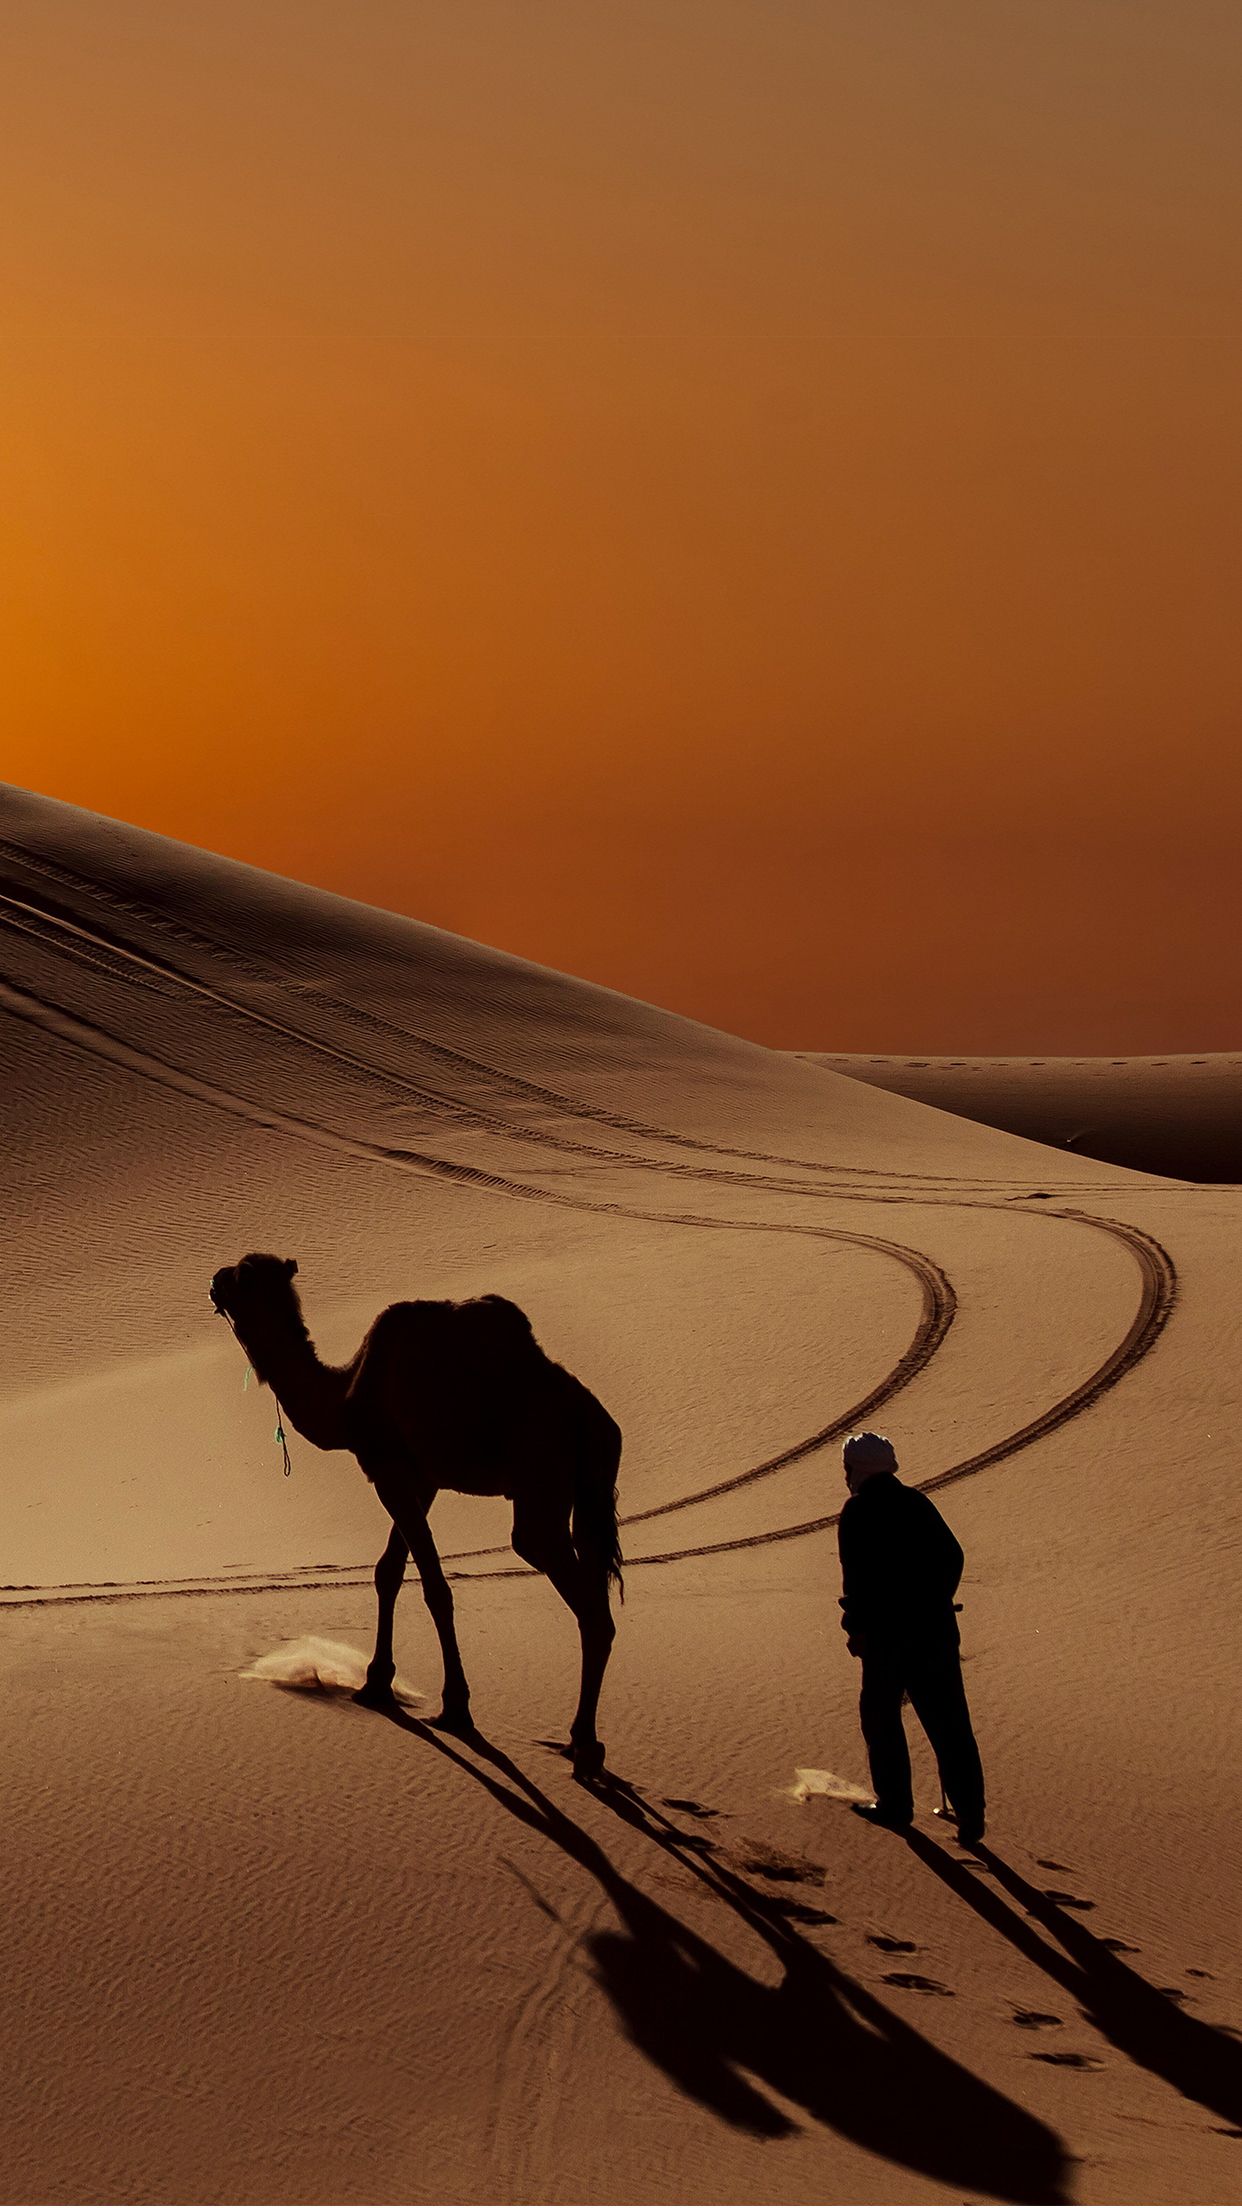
[956,1819,986,1849]
[851,1800,913,1833]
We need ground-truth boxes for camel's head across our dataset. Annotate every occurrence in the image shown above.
[209,1252,299,1327]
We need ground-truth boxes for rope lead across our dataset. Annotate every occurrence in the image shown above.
[222,1312,291,1474]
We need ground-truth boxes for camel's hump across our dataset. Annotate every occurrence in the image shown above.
[366,1293,540,1356]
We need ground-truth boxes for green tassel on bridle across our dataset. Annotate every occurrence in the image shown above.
[235,1346,291,1474]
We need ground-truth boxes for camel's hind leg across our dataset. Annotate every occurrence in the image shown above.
[513,1505,616,1782]
[371,1477,474,1737]
[354,1521,408,1710]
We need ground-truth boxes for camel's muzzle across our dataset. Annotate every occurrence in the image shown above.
[208,1270,232,1315]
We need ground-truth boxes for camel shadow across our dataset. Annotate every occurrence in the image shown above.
[376,1708,1069,2203]
[905,1831,1242,2134]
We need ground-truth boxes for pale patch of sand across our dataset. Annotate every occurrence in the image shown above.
[2,785,1239,2204]
[241,1636,423,1702]
[786,1769,873,1804]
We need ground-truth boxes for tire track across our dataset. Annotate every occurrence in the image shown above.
[446,1239,952,1561]
[418,1217,1173,1576]
[0,970,958,1279]
[602,1209,1178,1574]
[0,842,1179,1603]
[0,1240,951,1610]
[0,882,1107,1206]
[0,839,1140,1198]
[0,970,958,1572]
[0,1575,375,1611]
[427,1213,1172,1569]
[0,1208,1176,1610]
[0,889,1006,1208]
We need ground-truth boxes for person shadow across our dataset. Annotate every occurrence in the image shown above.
[378,1708,1069,2205]
[905,1830,1242,2135]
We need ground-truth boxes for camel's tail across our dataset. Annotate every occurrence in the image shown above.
[572,1393,624,1603]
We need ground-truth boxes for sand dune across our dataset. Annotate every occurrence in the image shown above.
[810,1053,1242,1185]
[2,784,1239,2204]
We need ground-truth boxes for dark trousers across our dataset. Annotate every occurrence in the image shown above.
[858,1633,985,1829]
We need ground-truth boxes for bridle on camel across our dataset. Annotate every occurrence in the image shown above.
[220,1311,293,1476]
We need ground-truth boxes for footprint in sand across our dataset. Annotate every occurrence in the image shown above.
[765,1897,839,1926]
[661,1797,723,1820]
[1042,1889,1096,1911]
[1013,2010,1063,2030]
[1036,1858,1072,1872]
[1100,1936,1139,1953]
[1030,2051,1102,2069]
[735,1840,827,1885]
[1187,1967,1214,1980]
[867,1934,918,1954]
[883,1972,954,1997]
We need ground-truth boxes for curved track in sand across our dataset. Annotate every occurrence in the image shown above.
[444,1240,954,1562]
[0,853,1179,1606]
[0,967,959,1438]
[0,963,963,1609]
[0,850,1140,1198]
[0,1203,1175,1613]
[612,1210,1177,1572]
[423,1210,1176,1577]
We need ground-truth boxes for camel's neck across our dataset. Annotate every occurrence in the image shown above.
[231,1306,350,1452]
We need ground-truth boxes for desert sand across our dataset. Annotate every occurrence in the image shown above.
[1,782,1239,2206]
[809,1055,1242,1186]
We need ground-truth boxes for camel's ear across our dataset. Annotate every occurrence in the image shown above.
[284,1258,299,1279]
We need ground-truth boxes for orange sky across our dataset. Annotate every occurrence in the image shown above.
[3,2,1240,1050]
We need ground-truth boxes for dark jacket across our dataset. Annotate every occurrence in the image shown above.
[838,1474,964,1647]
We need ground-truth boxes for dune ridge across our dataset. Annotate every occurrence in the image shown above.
[811,1051,1242,1185]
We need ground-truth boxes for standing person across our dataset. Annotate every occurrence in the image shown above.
[837,1432,986,1846]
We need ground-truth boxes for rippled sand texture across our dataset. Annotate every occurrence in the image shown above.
[2,783,1239,2205]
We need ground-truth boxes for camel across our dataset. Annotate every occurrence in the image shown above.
[209,1253,623,1779]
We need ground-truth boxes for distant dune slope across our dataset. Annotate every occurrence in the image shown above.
[1,783,1239,2207]
[807,1053,1242,1183]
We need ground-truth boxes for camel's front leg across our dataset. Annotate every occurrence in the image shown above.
[354,1521,408,1709]
[373,1482,474,1736]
